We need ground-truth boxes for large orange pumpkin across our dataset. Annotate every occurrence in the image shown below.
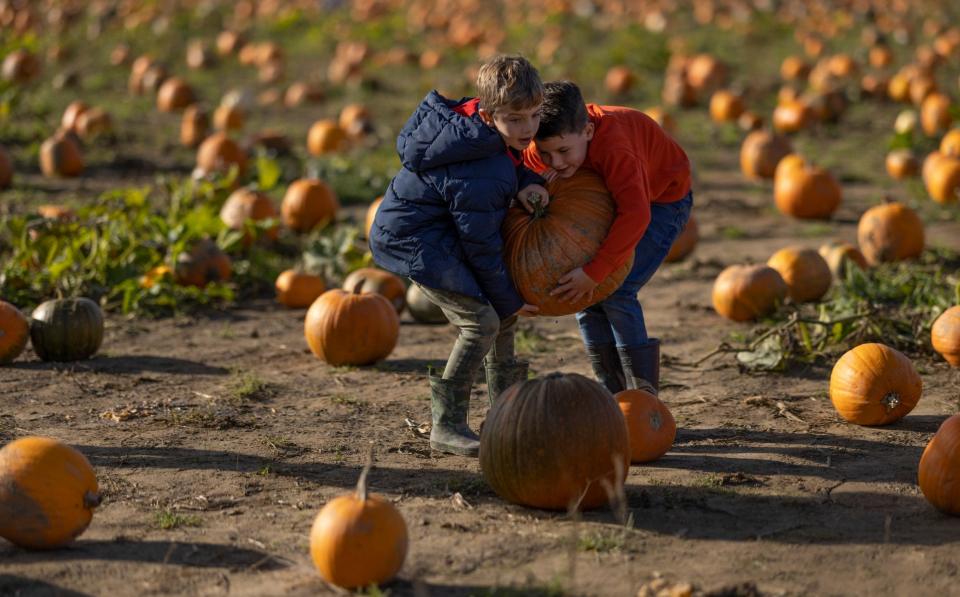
[341,268,406,314]
[712,264,788,322]
[665,214,698,262]
[932,306,960,367]
[0,436,100,549]
[829,343,922,426]
[856,202,924,265]
[616,389,676,463]
[275,270,325,308]
[502,170,634,316]
[480,373,629,511]
[818,241,867,279]
[0,300,29,364]
[740,130,793,180]
[309,464,408,588]
[220,188,278,245]
[773,158,842,219]
[196,132,247,177]
[304,286,399,366]
[39,132,83,177]
[918,414,960,515]
[281,179,339,233]
[174,239,232,287]
[766,247,832,303]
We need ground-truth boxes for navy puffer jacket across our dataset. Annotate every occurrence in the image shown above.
[370,91,541,319]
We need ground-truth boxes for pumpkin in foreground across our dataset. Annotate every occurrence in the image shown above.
[304,285,399,366]
[480,373,629,511]
[0,437,101,549]
[310,463,408,589]
[30,298,104,362]
[616,389,676,463]
[502,170,633,316]
[918,414,960,515]
[712,264,788,322]
[0,300,29,364]
[829,343,922,426]
[766,246,832,303]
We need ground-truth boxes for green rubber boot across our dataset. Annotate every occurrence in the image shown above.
[429,374,480,456]
[484,359,530,406]
[586,343,627,395]
[618,339,660,395]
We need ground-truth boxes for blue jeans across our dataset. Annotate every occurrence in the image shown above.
[576,191,693,349]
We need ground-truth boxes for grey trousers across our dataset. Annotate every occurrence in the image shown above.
[413,283,517,382]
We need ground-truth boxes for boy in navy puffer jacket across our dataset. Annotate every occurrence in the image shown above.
[370,55,548,457]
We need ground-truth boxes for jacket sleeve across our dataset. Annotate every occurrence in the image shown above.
[443,175,525,319]
[583,150,652,283]
[516,164,545,191]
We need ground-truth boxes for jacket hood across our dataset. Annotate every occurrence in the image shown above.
[397,91,505,172]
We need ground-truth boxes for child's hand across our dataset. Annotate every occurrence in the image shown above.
[542,168,560,183]
[517,184,550,213]
[551,267,598,304]
[516,303,540,317]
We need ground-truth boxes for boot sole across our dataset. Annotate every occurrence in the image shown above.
[430,440,479,457]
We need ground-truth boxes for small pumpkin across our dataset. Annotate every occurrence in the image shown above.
[365,196,383,239]
[818,241,867,279]
[780,55,810,80]
[304,285,400,366]
[341,268,406,314]
[39,132,83,178]
[856,202,924,265]
[156,77,196,112]
[920,92,953,137]
[712,264,788,322]
[738,110,764,132]
[480,372,629,511]
[74,108,112,140]
[60,100,89,132]
[180,105,209,147]
[616,389,676,463]
[0,144,12,189]
[773,157,842,219]
[941,129,960,158]
[307,120,347,156]
[766,247,832,303]
[918,414,960,515]
[885,149,919,180]
[709,90,744,124]
[309,462,408,589]
[772,99,813,133]
[740,130,793,180]
[642,107,677,134]
[405,284,447,324]
[604,66,635,95]
[829,343,922,425]
[685,54,727,95]
[665,214,698,263]
[281,179,339,233]
[0,436,100,549]
[925,156,960,204]
[339,103,372,137]
[220,188,278,245]
[1,49,41,84]
[276,270,326,308]
[0,300,29,364]
[213,103,245,131]
[503,170,634,316]
[195,132,247,177]
[931,306,960,367]
[30,298,104,362]
[175,239,232,287]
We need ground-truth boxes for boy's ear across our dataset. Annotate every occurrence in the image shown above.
[477,108,495,126]
[583,121,596,141]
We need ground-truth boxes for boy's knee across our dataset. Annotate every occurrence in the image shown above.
[475,309,502,339]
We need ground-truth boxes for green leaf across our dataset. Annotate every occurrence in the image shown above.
[256,155,282,191]
[736,335,786,371]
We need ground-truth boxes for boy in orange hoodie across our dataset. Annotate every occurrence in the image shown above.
[522,80,692,394]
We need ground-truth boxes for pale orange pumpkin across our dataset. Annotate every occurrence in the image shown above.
[740,130,793,180]
[766,247,832,303]
[780,55,811,81]
[642,107,677,134]
[885,149,919,180]
[931,306,960,367]
[309,463,408,588]
[220,188,278,245]
[276,270,326,308]
[773,158,842,219]
[307,120,347,156]
[604,65,635,95]
[712,264,788,322]
[0,436,100,549]
[39,132,83,177]
[156,77,196,112]
[856,202,924,265]
[174,239,232,287]
[665,215,698,263]
[616,389,676,463]
[196,132,247,177]
[818,241,867,279]
[339,104,372,137]
[709,90,744,123]
[919,414,960,515]
[213,104,245,131]
[773,100,813,133]
[74,108,112,140]
[304,285,400,366]
[365,196,383,239]
[341,268,406,314]
[829,343,922,425]
[0,300,29,364]
[60,100,89,132]
[180,105,209,147]
[920,92,953,137]
[925,157,960,204]
[281,179,339,233]
[941,129,960,158]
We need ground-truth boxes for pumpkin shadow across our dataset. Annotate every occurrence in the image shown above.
[374,358,447,374]
[0,575,94,597]
[11,356,229,376]
[0,539,286,570]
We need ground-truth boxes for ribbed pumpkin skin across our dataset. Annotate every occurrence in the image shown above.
[275,270,325,308]
[0,300,29,364]
[829,343,922,426]
[740,130,793,180]
[0,437,100,549]
[665,215,698,263]
[175,239,232,287]
[856,203,925,265]
[304,289,399,366]
[30,298,104,362]
[818,242,867,279]
[405,284,447,324]
[220,188,278,245]
[310,493,408,588]
[773,164,842,219]
[342,268,406,314]
[712,264,788,322]
[502,170,634,316]
[281,179,339,233]
[196,132,247,176]
[932,306,960,367]
[766,247,832,303]
[919,414,960,515]
[479,373,629,511]
[616,389,676,463]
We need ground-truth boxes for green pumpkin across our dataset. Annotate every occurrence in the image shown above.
[30,298,104,362]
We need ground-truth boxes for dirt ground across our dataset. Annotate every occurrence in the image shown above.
[4,120,960,597]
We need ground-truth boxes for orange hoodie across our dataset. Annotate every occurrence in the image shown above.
[523,104,691,283]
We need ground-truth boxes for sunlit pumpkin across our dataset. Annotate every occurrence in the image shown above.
[342,268,406,314]
[829,343,922,425]
[773,157,842,219]
[665,214,698,262]
[175,239,232,287]
[339,103,372,137]
[39,132,83,178]
[220,188,278,245]
[924,156,960,204]
[281,179,339,233]
[931,306,960,367]
[642,107,677,134]
[772,100,813,133]
[156,77,196,112]
[307,120,347,156]
[0,300,29,364]
[709,90,744,123]
[920,92,953,137]
[780,55,811,80]
[195,132,247,177]
[818,241,867,279]
[919,414,960,515]
[30,298,104,362]
[502,170,633,316]
[740,130,793,180]
[75,108,112,140]
[712,264,788,322]
[60,101,88,132]
[180,105,209,147]
[1,49,41,84]
[0,437,100,549]
[604,66,635,95]
[885,149,919,180]
[276,270,326,308]
[856,202,924,265]
[766,246,832,303]
[480,373,629,510]
[365,196,383,239]
[213,103,244,131]
[616,389,676,463]
[304,286,400,367]
[941,129,960,158]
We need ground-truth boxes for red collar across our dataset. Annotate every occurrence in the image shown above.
[453,98,521,165]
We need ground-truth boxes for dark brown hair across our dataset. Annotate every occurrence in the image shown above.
[535,80,589,140]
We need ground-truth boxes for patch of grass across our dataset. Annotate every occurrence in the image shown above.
[231,371,270,402]
[577,529,626,553]
[262,435,307,457]
[471,578,565,597]
[257,465,272,476]
[516,326,549,354]
[155,510,202,530]
[330,393,362,406]
[720,226,748,240]
[800,223,834,238]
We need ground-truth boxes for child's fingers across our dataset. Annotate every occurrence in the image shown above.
[517,195,533,213]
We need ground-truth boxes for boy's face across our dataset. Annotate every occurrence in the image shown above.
[534,122,595,178]
[479,105,541,152]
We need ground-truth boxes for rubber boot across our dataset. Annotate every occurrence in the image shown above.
[484,359,530,406]
[618,339,660,395]
[586,343,627,395]
[429,374,480,456]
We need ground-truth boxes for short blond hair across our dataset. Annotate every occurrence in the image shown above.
[476,55,544,114]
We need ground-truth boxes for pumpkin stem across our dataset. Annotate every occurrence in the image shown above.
[881,391,901,411]
[83,491,102,509]
[350,278,366,295]
[355,442,375,503]
[529,193,547,219]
